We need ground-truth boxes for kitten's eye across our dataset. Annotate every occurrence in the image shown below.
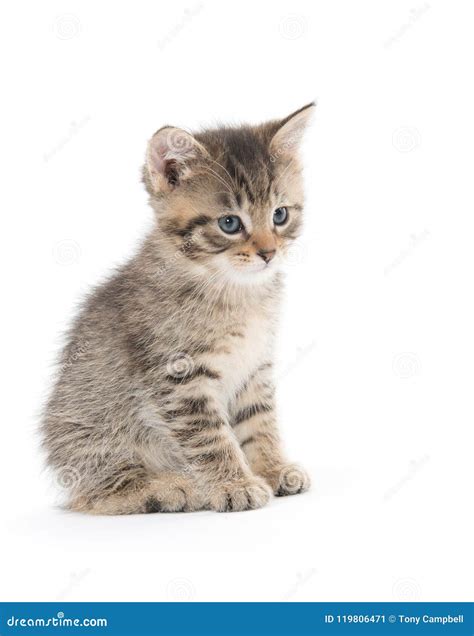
[218,215,243,234]
[273,207,288,226]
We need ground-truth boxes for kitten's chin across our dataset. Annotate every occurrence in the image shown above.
[216,261,280,286]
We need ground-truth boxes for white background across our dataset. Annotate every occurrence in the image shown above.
[1,0,472,603]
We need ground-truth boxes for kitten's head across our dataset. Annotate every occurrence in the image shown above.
[143,103,315,285]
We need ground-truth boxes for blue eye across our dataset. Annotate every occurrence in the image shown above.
[218,215,243,234]
[273,207,288,226]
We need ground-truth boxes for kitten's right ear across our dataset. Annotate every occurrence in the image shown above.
[146,126,207,194]
[269,102,316,161]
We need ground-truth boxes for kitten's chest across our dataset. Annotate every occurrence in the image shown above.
[213,314,274,398]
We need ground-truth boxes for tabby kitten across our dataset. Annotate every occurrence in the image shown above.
[42,103,314,514]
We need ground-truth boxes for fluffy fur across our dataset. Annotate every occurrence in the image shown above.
[41,104,315,514]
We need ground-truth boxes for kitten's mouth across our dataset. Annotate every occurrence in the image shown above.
[214,255,278,284]
[244,261,271,273]
[235,260,277,279]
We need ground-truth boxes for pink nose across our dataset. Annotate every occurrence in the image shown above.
[257,248,276,264]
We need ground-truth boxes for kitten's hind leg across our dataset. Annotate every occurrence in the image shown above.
[70,471,203,515]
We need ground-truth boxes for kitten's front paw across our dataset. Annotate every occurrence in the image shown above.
[268,463,311,497]
[209,476,271,512]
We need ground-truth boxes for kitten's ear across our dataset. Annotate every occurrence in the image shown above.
[146,126,208,193]
[269,102,316,160]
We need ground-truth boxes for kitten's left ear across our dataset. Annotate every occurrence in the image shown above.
[146,126,208,193]
[269,102,316,160]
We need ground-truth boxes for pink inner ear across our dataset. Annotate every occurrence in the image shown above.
[149,141,169,177]
[149,128,196,177]
[270,104,315,158]
[148,136,182,187]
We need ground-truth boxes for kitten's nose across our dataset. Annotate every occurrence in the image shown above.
[257,248,276,264]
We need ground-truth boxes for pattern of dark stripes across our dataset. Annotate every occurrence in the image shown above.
[233,402,274,426]
[165,364,220,385]
[164,397,216,420]
[165,215,211,238]
[194,448,229,466]
[174,418,223,443]
[240,431,271,449]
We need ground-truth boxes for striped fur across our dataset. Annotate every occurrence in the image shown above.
[41,105,314,514]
